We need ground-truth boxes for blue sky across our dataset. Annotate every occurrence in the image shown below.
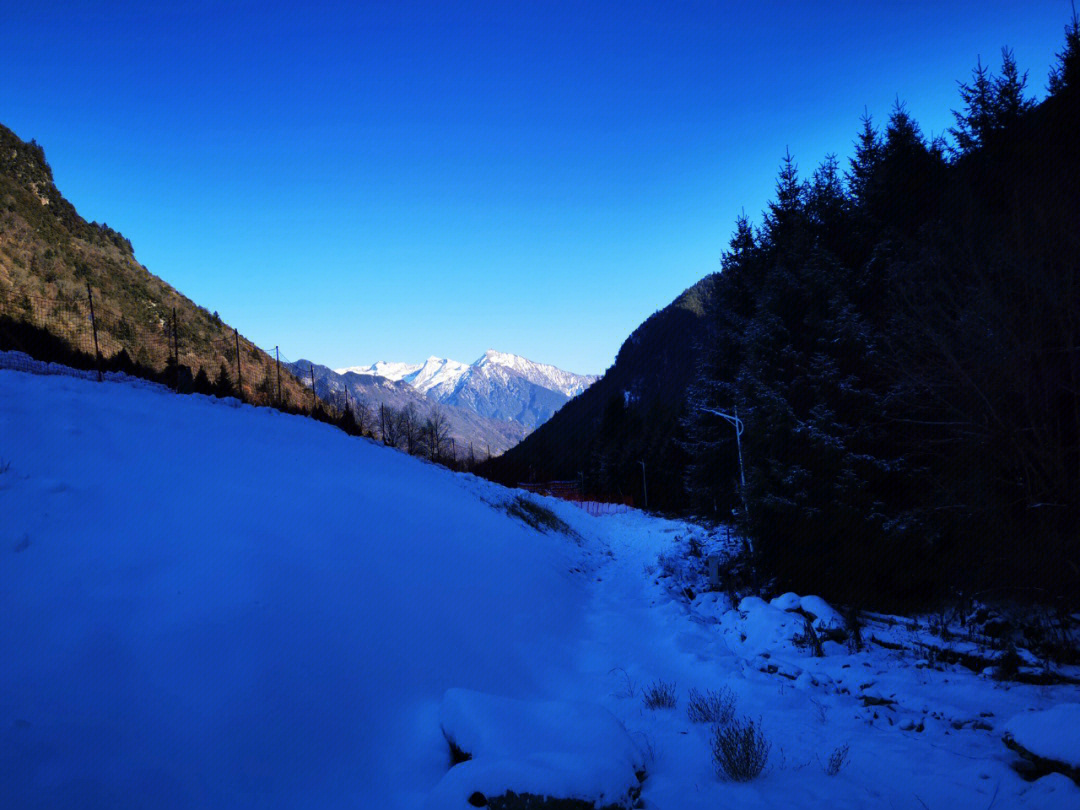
[1,1,1072,374]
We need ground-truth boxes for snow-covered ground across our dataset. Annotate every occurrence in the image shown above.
[2,360,1078,809]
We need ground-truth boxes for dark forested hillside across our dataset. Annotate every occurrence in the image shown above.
[480,274,718,509]
[485,21,1080,610]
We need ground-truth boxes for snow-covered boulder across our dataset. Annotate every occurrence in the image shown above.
[724,593,848,659]
[732,596,809,657]
[1003,704,1080,784]
[427,689,645,808]
[769,593,845,633]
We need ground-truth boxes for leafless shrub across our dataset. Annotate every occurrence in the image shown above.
[503,496,570,534]
[792,615,825,657]
[609,667,636,699]
[642,679,677,710]
[686,687,735,725]
[824,743,850,776]
[711,716,770,781]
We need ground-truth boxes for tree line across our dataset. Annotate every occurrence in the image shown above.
[311,391,485,471]
[678,20,1080,609]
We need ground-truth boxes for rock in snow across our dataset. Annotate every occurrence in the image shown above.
[1004,704,1080,782]
[428,689,644,809]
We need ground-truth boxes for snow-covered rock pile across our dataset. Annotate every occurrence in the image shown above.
[717,593,847,660]
[427,689,645,809]
[1004,704,1080,784]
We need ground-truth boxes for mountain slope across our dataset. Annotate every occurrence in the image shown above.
[427,350,594,429]
[479,276,719,507]
[0,122,313,408]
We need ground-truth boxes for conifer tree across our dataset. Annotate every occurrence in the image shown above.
[214,362,235,399]
[1048,9,1080,94]
[847,111,882,205]
[807,154,848,255]
[950,56,995,153]
[722,212,755,272]
[994,48,1034,125]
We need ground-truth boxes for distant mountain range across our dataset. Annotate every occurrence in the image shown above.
[291,351,597,455]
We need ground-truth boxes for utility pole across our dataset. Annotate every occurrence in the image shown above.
[233,328,243,399]
[700,404,758,593]
[310,363,317,410]
[638,460,648,511]
[86,283,102,381]
[275,346,281,405]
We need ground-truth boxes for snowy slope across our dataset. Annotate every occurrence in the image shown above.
[474,349,595,397]
[2,362,1078,810]
[407,356,473,398]
[0,364,586,809]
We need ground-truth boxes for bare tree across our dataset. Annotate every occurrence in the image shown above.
[425,406,451,462]
[379,403,399,448]
[399,403,421,455]
[352,393,373,437]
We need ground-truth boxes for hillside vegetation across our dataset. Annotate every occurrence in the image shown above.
[0,123,314,409]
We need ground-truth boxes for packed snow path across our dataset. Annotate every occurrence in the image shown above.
[1,363,1078,809]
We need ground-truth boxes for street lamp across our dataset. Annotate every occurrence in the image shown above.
[699,406,760,596]
[700,406,746,499]
[700,405,752,554]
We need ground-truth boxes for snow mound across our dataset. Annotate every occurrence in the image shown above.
[1004,704,1080,770]
[771,592,845,632]
[731,596,808,656]
[724,593,845,657]
[427,689,644,809]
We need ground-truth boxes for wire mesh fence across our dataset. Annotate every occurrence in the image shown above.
[0,284,479,471]
[0,284,307,412]
[0,286,603,481]
[518,481,635,513]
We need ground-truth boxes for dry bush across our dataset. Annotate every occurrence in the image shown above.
[825,743,850,776]
[711,716,770,781]
[686,687,735,725]
[642,679,677,710]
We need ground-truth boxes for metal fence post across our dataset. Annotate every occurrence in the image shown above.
[234,328,242,400]
[85,283,102,381]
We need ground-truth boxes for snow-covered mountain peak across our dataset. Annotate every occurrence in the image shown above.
[408,356,471,396]
[334,360,421,381]
[472,350,597,398]
[474,349,534,374]
[332,349,597,430]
